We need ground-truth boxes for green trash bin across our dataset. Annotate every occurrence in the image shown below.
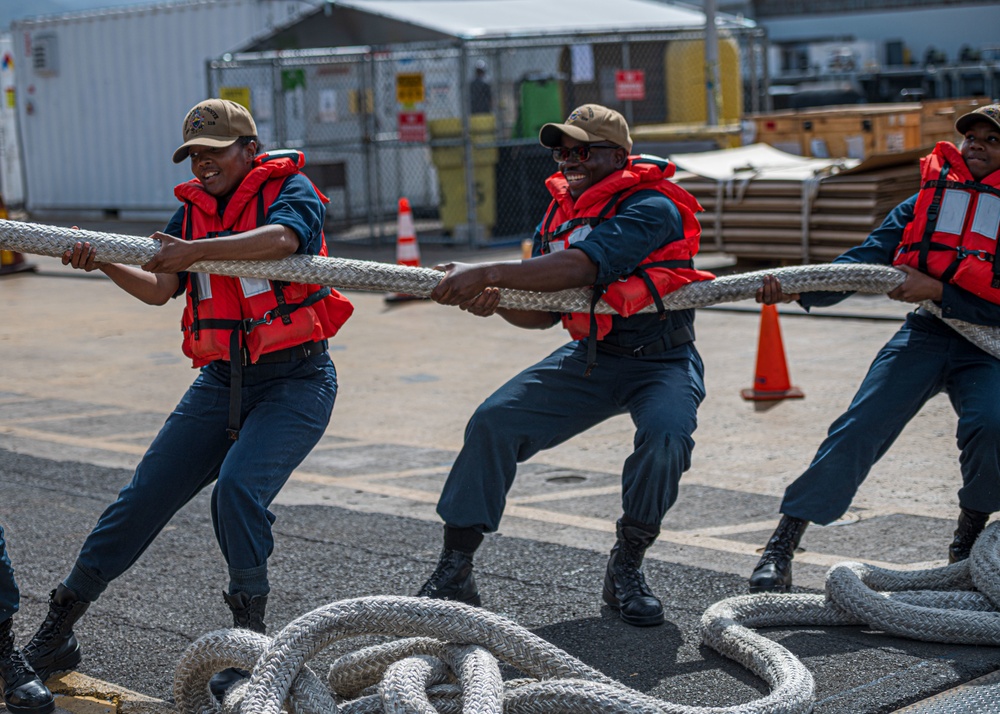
[513,76,564,139]
[429,115,497,236]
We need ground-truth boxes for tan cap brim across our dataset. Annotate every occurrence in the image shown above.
[955,111,1000,135]
[172,136,240,164]
[539,123,606,148]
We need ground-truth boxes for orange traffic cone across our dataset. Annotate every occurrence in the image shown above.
[0,250,36,276]
[740,304,804,401]
[385,197,426,303]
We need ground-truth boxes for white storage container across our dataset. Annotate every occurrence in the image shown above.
[12,0,314,220]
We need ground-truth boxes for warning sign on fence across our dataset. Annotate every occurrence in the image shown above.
[615,70,646,101]
[396,73,425,106]
[398,111,427,142]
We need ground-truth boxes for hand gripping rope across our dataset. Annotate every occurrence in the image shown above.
[1,219,999,358]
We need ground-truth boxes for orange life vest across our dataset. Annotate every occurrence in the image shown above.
[175,150,354,368]
[539,156,714,343]
[893,141,1000,303]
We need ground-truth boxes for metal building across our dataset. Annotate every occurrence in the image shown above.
[209,0,764,246]
[11,0,318,221]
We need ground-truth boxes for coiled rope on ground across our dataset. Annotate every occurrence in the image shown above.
[2,219,999,358]
[171,523,1000,714]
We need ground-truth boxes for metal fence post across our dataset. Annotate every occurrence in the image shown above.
[459,46,478,247]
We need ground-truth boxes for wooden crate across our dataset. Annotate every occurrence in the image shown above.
[799,104,923,159]
[921,97,990,146]
[749,111,805,155]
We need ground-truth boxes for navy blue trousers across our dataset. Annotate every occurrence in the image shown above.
[782,314,1000,524]
[0,525,18,623]
[437,340,705,532]
[65,352,337,602]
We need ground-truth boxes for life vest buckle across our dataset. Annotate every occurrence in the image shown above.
[243,310,276,333]
[956,246,991,262]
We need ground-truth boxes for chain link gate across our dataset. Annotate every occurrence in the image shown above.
[209,27,767,247]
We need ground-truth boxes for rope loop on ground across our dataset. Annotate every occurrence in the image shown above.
[172,525,1000,714]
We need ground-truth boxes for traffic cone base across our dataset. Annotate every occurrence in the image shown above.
[740,385,804,401]
[741,303,803,402]
[0,250,36,276]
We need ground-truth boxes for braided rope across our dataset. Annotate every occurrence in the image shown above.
[2,219,999,358]
[171,525,1000,714]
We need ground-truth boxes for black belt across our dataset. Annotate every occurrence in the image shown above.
[595,325,695,357]
[223,340,327,441]
[250,340,327,365]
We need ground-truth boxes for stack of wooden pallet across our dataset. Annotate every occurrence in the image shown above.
[672,145,923,263]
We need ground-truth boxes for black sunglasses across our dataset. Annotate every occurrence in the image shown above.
[551,144,619,163]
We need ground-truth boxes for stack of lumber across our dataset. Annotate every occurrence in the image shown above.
[671,144,922,263]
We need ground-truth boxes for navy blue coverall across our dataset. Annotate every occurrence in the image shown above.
[781,195,1000,524]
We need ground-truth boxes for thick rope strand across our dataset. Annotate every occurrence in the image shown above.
[3,220,998,358]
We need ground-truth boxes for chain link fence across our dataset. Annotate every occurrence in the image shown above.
[209,28,767,247]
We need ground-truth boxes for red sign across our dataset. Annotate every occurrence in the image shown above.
[615,70,646,101]
[398,111,427,142]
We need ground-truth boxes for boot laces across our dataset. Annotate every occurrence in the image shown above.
[613,544,655,598]
[619,565,654,598]
[759,529,798,568]
[24,606,70,655]
[422,551,468,591]
[2,647,34,683]
[954,513,988,551]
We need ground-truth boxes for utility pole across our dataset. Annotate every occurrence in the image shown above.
[705,0,721,126]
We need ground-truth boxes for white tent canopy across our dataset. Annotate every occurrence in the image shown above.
[336,0,754,39]
[240,0,759,50]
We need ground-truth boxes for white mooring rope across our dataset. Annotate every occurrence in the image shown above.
[170,523,1000,713]
[1,219,999,358]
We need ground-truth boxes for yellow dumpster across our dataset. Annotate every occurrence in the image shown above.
[665,37,742,128]
[429,115,497,236]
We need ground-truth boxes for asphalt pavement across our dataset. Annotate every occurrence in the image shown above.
[1,222,999,713]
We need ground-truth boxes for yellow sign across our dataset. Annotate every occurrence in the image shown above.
[349,89,374,114]
[219,87,252,112]
[396,73,424,106]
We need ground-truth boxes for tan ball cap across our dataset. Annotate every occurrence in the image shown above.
[539,104,633,153]
[172,99,257,164]
[955,103,1000,135]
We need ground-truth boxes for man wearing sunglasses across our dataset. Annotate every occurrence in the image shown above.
[417,104,714,627]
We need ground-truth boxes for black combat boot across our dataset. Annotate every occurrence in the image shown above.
[748,515,809,593]
[22,584,89,682]
[0,617,55,714]
[209,591,268,704]
[949,507,990,564]
[416,550,481,606]
[602,517,664,627]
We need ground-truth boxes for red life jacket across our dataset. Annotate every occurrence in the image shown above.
[175,150,354,367]
[893,141,1000,303]
[539,156,714,343]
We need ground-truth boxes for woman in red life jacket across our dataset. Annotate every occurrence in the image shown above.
[24,99,353,699]
[749,104,1000,593]
[415,104,714,628]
